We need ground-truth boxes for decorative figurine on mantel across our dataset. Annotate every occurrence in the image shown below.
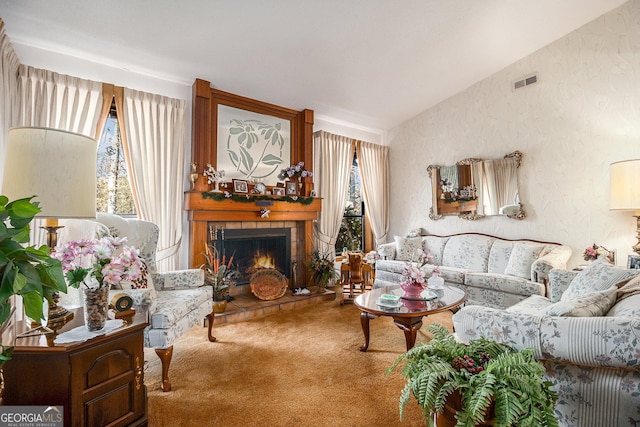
[189,162,199,190]
[203,163,225,193]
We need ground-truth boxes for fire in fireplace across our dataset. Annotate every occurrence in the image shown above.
[211,227,291,285]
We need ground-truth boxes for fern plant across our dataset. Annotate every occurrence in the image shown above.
[388,324,558,427]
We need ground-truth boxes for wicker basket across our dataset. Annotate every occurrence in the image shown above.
[250,269,288,300]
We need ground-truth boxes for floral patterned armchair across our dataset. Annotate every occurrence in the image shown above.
[452,261,640,426]
[58,213,212,392]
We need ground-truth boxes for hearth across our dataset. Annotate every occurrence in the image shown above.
[210,226,291,285]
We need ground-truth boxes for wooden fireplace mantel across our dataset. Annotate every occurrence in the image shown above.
[185,191,321,268]
[188,79,317,277]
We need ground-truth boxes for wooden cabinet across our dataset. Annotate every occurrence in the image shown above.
[1,309,148,426]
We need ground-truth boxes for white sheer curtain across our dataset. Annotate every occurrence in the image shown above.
[14,65,103,246]
[471,161,485,216]
[312,131,354,256]
[0,19,20,190]
[482,158,518,215]
[355,140,389,245]
[120,88,186,272]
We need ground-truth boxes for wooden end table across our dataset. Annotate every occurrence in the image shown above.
[354,285,465,352]
[1,307,149,426]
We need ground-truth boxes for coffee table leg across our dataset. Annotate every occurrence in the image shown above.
[393,316,423,351]
[359,312,378,352]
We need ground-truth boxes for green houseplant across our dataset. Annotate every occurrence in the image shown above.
[388,324,558,427]
[304,249,339,293]
[0,196,67,365]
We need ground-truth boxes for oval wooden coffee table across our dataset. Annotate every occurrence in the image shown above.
[354,284,466,352]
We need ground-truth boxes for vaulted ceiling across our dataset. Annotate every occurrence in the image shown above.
[0,0,628,131]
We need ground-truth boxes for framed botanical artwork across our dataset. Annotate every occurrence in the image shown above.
[233,179,248,193]
[285,181,298,196]
[272,187,285,196]
[627,254,640,270]
[216,104,291,187]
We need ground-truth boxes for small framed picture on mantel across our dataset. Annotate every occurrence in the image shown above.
[628,254,640,270]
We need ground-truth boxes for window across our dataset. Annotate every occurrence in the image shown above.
[96,102,136,215]
[335,153,364,254]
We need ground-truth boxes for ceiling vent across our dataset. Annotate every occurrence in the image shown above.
[513,74,537,90]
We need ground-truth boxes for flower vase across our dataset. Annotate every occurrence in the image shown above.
[83,286,109,332]
[400,281,424,299]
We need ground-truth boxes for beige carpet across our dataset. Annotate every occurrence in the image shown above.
[144,301,454,427]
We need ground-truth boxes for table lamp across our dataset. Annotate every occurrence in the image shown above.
[610,159,640,256]
[2,127,97,329]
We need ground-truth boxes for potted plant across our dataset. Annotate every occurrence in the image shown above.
[0,196,67,365]
[388,324,558,427]
[304,249,339,293]
[201,244,235,313]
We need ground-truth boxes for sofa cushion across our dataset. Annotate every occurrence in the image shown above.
[464,272,546,297]
[117,259,152,290]
[394,235,423,261]
[606,293,640,317]
[375,259,408,276]
[540,287,618,317]
[422,236,449,265]
[377,242,396,260]
[506,294,552,315]
[616,274,640,301]
[442,235,494,272]
[487,240,514,274]
[561,260,638,302]
[504,243,546,280]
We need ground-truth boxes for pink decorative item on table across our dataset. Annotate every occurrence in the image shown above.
[399,249,432,298]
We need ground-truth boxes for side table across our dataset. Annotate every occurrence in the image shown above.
[1,307,148,427]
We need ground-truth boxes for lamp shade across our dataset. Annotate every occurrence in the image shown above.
[610,159,640,212]
[2,127,97,219]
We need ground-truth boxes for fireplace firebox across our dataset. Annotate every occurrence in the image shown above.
[211,228,291,285]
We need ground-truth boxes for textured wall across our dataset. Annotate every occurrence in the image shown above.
[388,0,640,268]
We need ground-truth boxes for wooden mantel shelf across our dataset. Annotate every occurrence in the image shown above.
[185,191,321,221]
[185,191,322,269]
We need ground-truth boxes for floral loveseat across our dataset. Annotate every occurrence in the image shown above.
[375,232,572,309]
[452,260,640,427]
[58,213,212,392]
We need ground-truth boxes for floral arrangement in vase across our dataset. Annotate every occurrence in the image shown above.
[364,250,381,264]
[583,243,615,264]
[53,237,143,289]
[277,161,313,181]
[400,250,433,298]
[53,236,143,331]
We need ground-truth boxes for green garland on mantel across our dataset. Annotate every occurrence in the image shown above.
[201,191,315,205]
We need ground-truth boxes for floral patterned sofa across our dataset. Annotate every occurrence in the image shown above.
[375,232,572,309]
[58,213,211,392]
[452,260,640,427]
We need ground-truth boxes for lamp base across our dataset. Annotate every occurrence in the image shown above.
[30,293,74,333]
[633,215,640,257]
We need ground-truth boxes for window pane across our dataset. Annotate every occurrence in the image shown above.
[348,155,362,215]
[96,114,136,215]
[336,153,364,253]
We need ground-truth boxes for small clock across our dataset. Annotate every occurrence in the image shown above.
[254,182,266,194]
